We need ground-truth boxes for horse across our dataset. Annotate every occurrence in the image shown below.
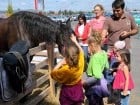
[0,11,74,56]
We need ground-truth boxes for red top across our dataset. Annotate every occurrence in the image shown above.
[113,68,134,90]
[89,16,108,44]
[74,23,90,44]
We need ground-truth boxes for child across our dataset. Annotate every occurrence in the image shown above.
[51,34,85,105]
[108,40,126,69]
[107,41,127,104]
[113,49,134,105]
[82,31,109,105]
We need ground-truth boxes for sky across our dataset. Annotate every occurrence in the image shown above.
[0,0,140,12]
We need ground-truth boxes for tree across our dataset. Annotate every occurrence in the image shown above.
[6,3,13,16]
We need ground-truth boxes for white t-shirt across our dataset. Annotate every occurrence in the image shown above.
[78,24,84,36]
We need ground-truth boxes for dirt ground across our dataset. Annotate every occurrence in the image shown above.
[36,86,113,105]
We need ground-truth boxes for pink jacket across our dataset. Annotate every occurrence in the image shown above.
[89,16,106,31]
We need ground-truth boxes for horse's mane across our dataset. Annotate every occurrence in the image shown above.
[9,11,61,44]
[0,11,73,56]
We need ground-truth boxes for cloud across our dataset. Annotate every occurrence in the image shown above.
[21,2,27,6]
[0,0,140,11]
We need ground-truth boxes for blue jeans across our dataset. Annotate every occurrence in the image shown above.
[81,46,88,61]
[121,95,130,105]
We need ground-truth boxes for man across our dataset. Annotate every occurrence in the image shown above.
[102,0,138,50]
[102,0,138,104]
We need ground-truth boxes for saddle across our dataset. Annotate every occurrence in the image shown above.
[0,40,32,101]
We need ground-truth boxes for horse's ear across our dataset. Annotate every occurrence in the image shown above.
[66,18,71,28]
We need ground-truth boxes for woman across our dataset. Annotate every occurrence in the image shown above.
[74,13,91,63]
[89,4,105,32]
[89,4,108,51]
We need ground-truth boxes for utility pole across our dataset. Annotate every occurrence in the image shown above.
[42,0,45,11]
[35,0,45,11]
[38,0,45,11]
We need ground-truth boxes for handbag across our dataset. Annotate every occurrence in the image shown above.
[92,77,110,97]
[85,76,110,98]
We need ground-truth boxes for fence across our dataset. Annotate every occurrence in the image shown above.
[0,42,61,105]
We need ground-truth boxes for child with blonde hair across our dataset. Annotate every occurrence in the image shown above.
[83,31,109,105]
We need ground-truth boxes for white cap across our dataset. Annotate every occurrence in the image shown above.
[114,41,126,50]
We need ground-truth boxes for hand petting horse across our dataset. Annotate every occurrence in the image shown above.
[0,11,74,56]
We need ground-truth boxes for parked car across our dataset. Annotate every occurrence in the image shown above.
[48,16,58,22]
[70,14,79,21]
[86,15,95,23]
[58,15,69,23]
[132,14,140,26]
[105,12,112,17]
[48,15,68,23]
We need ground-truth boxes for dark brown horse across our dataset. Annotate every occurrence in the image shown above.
[0,11,74,56]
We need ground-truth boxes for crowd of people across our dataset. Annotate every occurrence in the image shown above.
[51,0,138,105]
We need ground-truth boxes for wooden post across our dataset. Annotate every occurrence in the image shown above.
[46,43,55,96]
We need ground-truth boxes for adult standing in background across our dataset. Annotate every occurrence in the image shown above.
[102,0,138,51]
[74,13,91,64]
[89,4,105,32]
[89,4,107,51]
